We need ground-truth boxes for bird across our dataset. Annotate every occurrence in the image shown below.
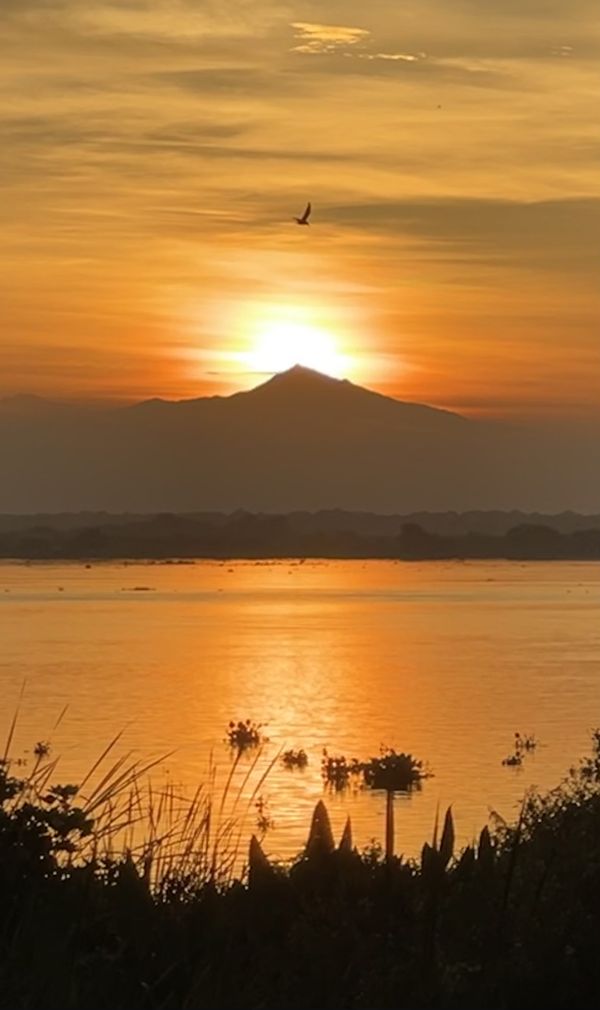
[294,201,311,226]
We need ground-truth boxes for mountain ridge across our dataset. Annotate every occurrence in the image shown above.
[0,365,598,513]
[1,366,467,430]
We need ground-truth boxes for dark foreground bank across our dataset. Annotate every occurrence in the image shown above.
[2,735,600,1009]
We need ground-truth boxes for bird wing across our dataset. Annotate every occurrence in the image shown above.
[302,202,311,222]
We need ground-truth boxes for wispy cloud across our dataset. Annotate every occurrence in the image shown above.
[327,196,600,276]
[290,22,428,66]
[290,21,370,54]
[367,52,425,62]
[550,44,574,57]
[1,0,599,414]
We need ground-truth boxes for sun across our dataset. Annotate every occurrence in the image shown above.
[249,321,348,377]
[242,306,352,378]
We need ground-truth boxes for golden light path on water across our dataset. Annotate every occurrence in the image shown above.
[1,560,599,865]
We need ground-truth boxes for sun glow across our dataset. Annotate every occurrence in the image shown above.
[248,322,347,376]
[242,306,354,379]
[182,300,370,388]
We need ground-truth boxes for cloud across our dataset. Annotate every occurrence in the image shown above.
[368,52,424,62]
[290,20,426,65]
[290,21,370,54]
[327,197,600,277]
[291,0,599,61]
[289,20,514,84]
[2,0,287,41]
[0,341,171,399]
[1,0,599,417]
[286,49,512,91]
[151,68,281,96]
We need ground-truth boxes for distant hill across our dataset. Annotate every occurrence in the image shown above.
[1,509,599,537]
[1,510,599,560]
[0,366,598,513]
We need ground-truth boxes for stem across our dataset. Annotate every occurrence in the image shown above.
[385,789,394,860]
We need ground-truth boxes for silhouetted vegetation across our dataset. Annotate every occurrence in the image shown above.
[2,731,600,1008]
[254,794,274,839]
[1,510,600,559]
[226,719,265,751]
[281,748,308,769]
[502,731,538,767]
[362,747,428,790]
[321,746,429,792]
[321,750,361,790]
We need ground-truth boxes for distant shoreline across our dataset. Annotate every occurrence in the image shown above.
[1,510,599,562]
[1,554,599,563]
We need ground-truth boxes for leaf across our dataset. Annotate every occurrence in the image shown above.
[439,806,454,868]
[421,841,438,877]
[338,816,353,854]
[248,834,274,889]
[432,801,440,850]
[478,825,494,871]
[305,800,335,859]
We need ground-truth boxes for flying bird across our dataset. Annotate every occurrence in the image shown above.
[294,201,311,226]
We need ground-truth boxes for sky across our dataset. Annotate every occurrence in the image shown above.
[1,0,599,419]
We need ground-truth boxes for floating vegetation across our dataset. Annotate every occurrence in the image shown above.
[281,748,308,770]
[254,795,274,839]
[226,719,265,751]
[503,731,539,767]
[362,748,428,792]
[321,751,362,791]
[321,746,429,792]
[516,732,538,753]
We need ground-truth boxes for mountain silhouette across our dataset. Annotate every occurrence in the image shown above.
[233,366,467,430]
[0,366,598,512]
[0,393,75,417]
[130,366,467,432]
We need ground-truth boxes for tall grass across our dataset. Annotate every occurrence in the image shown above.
[0,703,282,895]
[2,711,600,1008]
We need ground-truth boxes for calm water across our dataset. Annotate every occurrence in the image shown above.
[1,560,599,860]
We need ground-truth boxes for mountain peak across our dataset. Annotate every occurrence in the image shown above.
[260,364,344,388]
[234,364,355,407]
[229,364,467,431]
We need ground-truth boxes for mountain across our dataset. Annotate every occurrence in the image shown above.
[0,394,75,417]
[0,366,598,512]
[128,366,468,432]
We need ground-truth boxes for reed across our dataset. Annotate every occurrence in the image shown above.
[1,714,600,1008]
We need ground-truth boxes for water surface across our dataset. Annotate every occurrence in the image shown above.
[1,560,599,859]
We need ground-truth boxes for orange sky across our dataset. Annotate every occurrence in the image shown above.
[1,0,599,419]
